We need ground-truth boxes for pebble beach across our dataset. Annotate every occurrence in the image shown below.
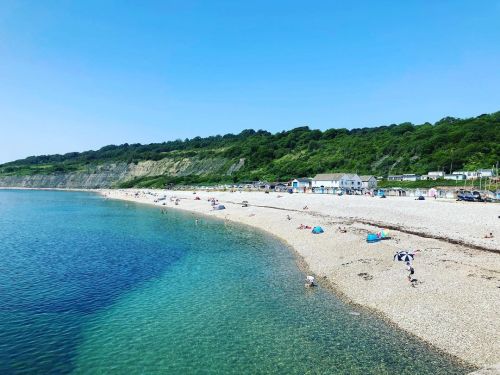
[101,189,500,369]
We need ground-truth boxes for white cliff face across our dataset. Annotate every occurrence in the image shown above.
[0,157,245,188]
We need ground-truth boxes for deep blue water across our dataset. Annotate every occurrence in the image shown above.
[0,190,474,374]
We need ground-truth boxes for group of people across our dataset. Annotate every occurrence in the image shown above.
[297,224,312,230]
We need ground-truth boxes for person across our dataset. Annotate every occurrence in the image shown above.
[406,261,415,282]
[303,205,309,210]
[286,214,291,220]
[484,232,494,238]
[195,219,199,225]
[305,275,316,287]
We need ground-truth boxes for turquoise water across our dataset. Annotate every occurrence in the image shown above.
[0,190,474,374]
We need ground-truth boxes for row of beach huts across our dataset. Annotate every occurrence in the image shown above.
[177,168,499,200]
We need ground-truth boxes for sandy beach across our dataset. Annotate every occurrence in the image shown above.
[101,189,499,369]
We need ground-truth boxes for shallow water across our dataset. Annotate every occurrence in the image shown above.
[0,190,474,374]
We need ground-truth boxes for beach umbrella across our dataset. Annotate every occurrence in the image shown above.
[393,251,415,262]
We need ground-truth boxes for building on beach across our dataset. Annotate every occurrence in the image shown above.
[312,173,362,193]
[291,178,312,192]
[359,175,377,189]
[274,183,289,192]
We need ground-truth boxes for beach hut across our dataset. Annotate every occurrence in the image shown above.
[428,188,437,198]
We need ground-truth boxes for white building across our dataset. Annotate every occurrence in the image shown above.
[312,173,362,190]
[453,171,478,180]
[444,174,466,181]
[478,169,494,178]
[291,178,312,192]
[359,175,377,189]
[387,175,403,181]
[427,171,445,180]
[401,174,421,181]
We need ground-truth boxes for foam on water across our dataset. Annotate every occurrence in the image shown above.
[0,190,474,374]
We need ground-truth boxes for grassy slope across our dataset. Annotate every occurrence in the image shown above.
[1,111,499,188]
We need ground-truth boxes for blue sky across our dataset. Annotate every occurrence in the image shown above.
[0,1,499,163]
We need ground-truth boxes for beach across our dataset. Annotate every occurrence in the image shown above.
[101,189,499,369]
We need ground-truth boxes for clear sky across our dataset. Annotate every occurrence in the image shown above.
[1,1,499,163]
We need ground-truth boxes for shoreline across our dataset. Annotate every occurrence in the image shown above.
[2,187,497,370]
[97,188,499,369]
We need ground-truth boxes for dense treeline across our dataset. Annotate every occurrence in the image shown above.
[1,111,499,185]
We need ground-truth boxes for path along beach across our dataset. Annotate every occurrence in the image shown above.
[101,189,499,369]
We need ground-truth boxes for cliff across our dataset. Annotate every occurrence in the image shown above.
[0,157,244,189]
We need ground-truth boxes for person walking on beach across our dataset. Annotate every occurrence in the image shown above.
[406,261,415,282]
[394,250,420,283]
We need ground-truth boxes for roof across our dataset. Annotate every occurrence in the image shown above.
[313,173,346,181]
[344,174,359,179]
[293,177,312,182]
[359,175,376,181]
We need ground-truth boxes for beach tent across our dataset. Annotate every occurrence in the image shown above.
[366,233,380,243]
[311,226,324,234]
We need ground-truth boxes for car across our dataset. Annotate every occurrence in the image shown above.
[457,192,475,202]
[471,191,484,202]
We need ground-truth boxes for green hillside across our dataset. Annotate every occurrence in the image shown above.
[1,111,499,187]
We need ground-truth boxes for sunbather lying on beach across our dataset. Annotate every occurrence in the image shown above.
[484,232,494,238]
[297,224,312,229]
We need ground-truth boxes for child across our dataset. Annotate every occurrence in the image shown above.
[406,261,415,282]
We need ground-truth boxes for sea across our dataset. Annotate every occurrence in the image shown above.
[0,189,474,374]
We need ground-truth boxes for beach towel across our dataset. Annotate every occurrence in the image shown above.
[366,233,380,243]
[377,230,390,239]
